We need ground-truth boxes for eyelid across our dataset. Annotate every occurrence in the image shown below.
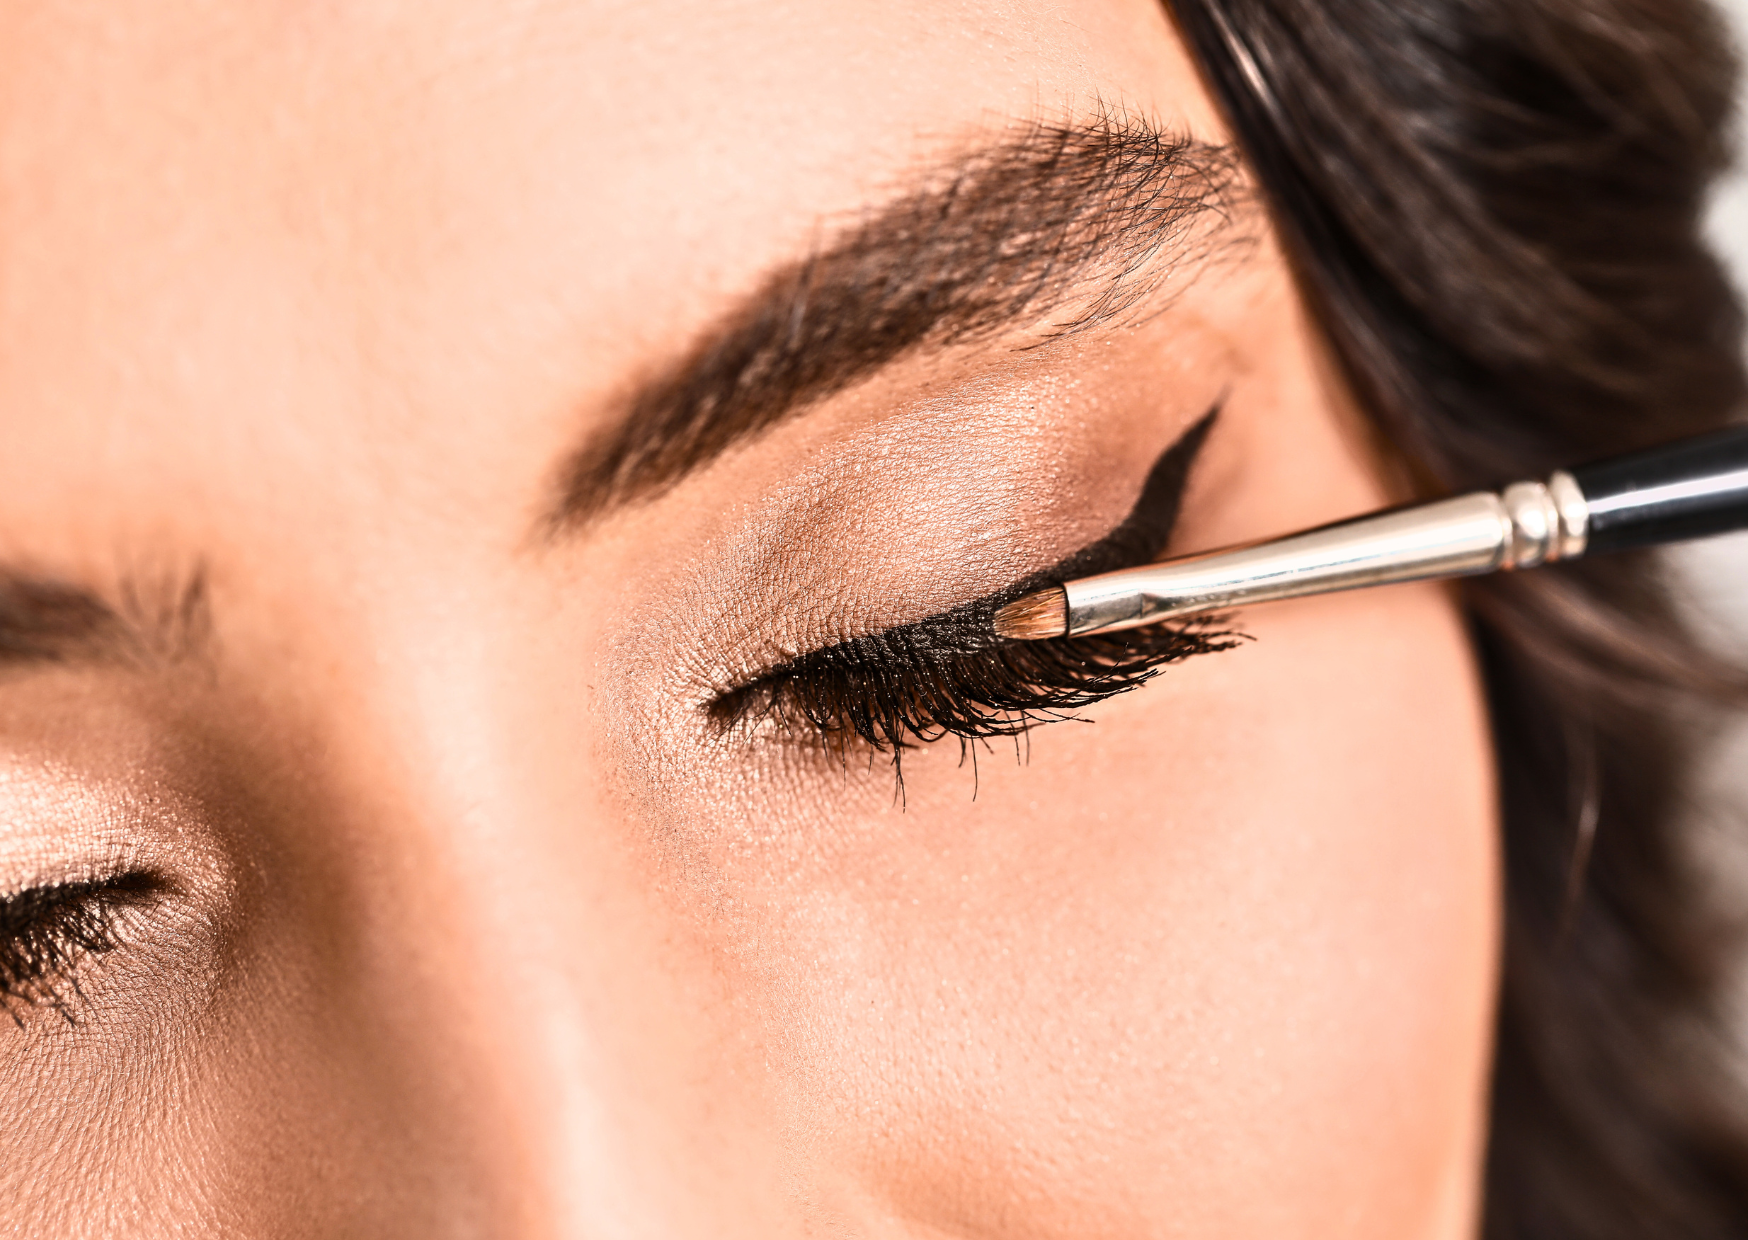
[704,408,1236,761]
[720,405,1222,692]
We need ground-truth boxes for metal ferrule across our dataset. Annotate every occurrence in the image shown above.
[1063,472,1591,638]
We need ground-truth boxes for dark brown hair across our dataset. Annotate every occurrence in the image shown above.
[1168,0,1748,1233]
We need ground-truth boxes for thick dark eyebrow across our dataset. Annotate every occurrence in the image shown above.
[0,569,210,670]
[549,112,1246,532]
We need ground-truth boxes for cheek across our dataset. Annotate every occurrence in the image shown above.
[689,581,1496,1236]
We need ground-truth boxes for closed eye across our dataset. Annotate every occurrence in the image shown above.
[0,870,163,1027]
[706,408,1244,763]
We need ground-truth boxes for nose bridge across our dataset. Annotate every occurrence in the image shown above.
[288,602,797,1238]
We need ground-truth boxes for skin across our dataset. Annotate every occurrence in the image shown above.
[0,1,1499,1236]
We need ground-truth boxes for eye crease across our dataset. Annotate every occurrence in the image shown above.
[707,408,1244,766]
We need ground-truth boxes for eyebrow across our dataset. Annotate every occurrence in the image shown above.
[0,568,210,670]
[549,111,1247,532]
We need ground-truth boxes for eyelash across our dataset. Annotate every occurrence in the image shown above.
[708,609,1243,765]
[0,872,159,1027]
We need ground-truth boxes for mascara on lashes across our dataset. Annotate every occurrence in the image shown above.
[0,870,162,1026]
[707,408,1240,753]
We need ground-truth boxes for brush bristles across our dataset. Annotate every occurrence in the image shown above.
[992,586,1069,640]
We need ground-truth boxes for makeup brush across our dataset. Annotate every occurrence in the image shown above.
[994,424,1748,642]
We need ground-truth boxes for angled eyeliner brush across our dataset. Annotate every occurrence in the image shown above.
[994,425,1748,642]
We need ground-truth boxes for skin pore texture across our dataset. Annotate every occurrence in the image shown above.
[0,1,1499,1236]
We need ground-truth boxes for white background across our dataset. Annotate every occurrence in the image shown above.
[1696,2,1748,655]
[1693,0,1748,814]
[1660,1,1748,1022]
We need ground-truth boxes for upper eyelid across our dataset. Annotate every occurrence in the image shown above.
[713,405,1222,700]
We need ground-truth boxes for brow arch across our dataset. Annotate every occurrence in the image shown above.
[546,109,1250,534]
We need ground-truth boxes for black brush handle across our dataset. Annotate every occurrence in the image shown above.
[1571,424,1748,555]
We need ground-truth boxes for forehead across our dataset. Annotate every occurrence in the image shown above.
[0,1,1220,551]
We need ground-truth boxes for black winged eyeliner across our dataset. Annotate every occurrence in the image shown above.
[707,408,1240,758]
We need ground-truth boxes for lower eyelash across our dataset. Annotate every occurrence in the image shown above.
[0,872,161,1027]
[709,614,1244,764]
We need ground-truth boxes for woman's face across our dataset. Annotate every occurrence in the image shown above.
[0,1,1500,1234]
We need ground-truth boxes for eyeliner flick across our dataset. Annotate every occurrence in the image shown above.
[995,425,1748,641]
